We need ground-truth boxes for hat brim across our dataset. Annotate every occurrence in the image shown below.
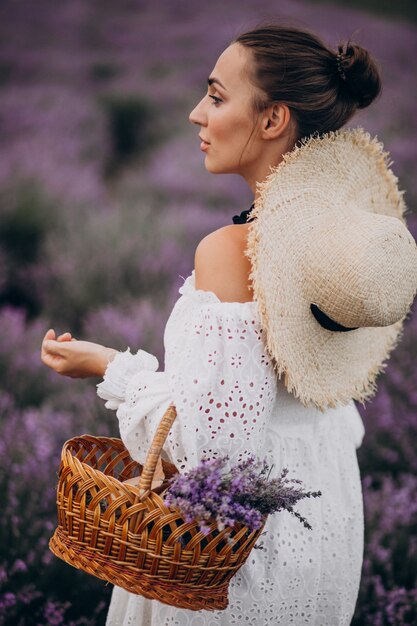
[245,127,410,411]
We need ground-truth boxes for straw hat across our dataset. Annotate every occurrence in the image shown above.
[245,127,417,412]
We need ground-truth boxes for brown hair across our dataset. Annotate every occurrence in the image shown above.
[231,22,382,142]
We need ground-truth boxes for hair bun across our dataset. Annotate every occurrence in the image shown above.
[337,42,382,109]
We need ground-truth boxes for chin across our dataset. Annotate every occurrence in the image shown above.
[204,159,236,175]
[205,165,224,174]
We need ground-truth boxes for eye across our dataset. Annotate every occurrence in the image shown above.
[209,95,222,105]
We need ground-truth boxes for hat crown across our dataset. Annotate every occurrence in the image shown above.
[306,212,417,328]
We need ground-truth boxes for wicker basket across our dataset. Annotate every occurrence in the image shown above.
[49,403,266,611]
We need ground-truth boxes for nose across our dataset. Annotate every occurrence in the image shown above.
[188,96,206,126]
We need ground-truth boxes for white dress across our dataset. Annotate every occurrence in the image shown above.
[96,269,365,626]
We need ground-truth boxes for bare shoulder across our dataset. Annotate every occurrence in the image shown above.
[194,224,254,303]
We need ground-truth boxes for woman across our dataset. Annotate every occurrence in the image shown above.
[41,23,390,626]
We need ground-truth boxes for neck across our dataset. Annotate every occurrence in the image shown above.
[244,155,285,204]
[243,136,296,203]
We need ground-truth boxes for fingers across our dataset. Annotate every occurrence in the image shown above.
[43,329,76,340]
[44,330,76,343]
[42,338,60,355]
[57,332,73,341]
[44,328,56,341]
[41,329,56,356]
[42,328,71,356]
[40,327,79,375]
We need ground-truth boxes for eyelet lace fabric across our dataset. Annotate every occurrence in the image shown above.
[96,270,365,626]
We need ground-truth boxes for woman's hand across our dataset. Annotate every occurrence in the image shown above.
[41,329,118,379]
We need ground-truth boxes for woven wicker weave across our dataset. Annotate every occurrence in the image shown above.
[49,403,266,610]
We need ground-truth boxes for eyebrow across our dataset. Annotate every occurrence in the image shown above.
[207,77,227,91]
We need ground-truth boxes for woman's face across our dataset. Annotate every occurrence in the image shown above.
[189,43,264,177]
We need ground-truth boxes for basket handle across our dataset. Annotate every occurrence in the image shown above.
[138,402,177,493]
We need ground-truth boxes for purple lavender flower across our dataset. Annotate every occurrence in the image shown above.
[163,454,321,536]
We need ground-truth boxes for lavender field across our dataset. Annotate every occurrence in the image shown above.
[0,1,416,624]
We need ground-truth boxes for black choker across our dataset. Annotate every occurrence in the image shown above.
[232,202,256,224]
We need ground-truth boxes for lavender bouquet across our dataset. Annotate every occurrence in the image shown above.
[163,455,322,539]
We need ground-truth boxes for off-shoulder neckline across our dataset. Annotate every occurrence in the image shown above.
[179,270,258,307]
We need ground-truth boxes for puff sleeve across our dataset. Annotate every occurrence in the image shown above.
[96,272,278,472]
[96,348,173,465]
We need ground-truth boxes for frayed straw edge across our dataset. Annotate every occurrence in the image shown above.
[251,126,408,222]
[268,317,406,414]
[244,127,410,411]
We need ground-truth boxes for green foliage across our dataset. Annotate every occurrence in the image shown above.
[0,177,56,263]
[0,177,58,315]
[89,61,120,82]
[98,92,160,175]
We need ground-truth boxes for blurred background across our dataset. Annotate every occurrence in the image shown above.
[0,1,416,624]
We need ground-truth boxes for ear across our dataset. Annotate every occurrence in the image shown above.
[262,103,292,139]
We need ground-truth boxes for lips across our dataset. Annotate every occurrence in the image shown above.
[198,135,210,151]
